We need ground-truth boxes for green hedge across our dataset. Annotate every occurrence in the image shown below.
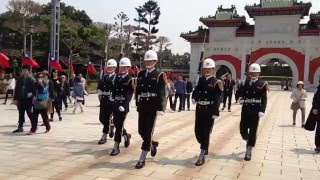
[260,76,292,81]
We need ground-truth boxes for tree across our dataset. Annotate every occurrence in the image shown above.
[123,24,136,58]
[93,22,116,60]
[60,17,85,66]
[132,15,144,54]
[135,0,161,51]
[6,0,42,53]
[114,12,129,43]
[41,2,92,26]
[155,36,171,52]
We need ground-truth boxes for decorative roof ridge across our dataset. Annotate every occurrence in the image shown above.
[245,1,311,8]
[181,26,209,36]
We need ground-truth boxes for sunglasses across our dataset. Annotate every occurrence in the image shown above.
[38,76,43,78]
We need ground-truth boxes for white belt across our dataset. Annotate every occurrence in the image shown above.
[140,93,157,98]
[100,92,111,96]
[244,99,261,103]
[115,97,126,101]
[197,101,214,106]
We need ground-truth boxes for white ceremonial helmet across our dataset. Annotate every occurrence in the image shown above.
[202,58,215,68]
[249,63,261,73]
[106,59,117,67]
[119,57,131,67]
[144,50,158,61]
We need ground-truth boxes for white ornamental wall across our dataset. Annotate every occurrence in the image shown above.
[210,27,237,42]
[255,15,300,39]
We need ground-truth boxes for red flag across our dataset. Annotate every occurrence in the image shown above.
[22,53,39,68]
[69,60,74,74]
[87,62,97,75]
[134,66,140,74]
[0,53,9,61]
[128,67,134,74]
[166,71,171,78]
[49,55,62,71]
[0,53,9,67]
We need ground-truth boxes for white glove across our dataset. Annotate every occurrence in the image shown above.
[239,98,244,104]
[258,112,265,117]
[212,115,219,119]
[119,106,125,112]
[27,92,33,98]
[109,97,115,102]
[157,111,165,116]
[192,99,196,105]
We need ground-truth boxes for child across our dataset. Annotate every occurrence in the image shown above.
[72,77,85,114]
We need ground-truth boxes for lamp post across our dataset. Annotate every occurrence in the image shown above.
[29,25,34,72]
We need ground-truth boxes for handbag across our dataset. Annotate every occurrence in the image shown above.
[304,109,318,131]
[290,101,300,110]
[34,100,48,110]
[76,96,84,102]
[34,84,48,110]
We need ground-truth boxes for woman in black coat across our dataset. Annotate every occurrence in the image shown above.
[311,83,320,153]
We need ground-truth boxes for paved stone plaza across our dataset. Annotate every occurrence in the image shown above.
[0,90,320,180]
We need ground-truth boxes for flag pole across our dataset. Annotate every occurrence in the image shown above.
[86,61,89,81]
[68,54,71,79]
[198,32,207,78]
[47,53,50,71]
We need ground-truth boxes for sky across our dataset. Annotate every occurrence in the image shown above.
[1,0,320,55]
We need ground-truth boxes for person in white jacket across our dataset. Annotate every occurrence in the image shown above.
[290,81,307,127]
[2,74,15,105]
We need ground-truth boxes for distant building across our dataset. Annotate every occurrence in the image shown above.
[181,0,320,87]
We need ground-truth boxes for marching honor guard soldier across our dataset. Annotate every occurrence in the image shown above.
[97,59,117,145]
[192,58,223,166]
[110,57,134,156]
[135,50,167,169]
[238,63,268,161]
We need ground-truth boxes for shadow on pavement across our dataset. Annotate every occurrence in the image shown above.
[71,148,112,158]
[278,125,295,128]
[153,156,197,168]
[0,131,28,136]
[208,152,244,162]
[83,123,100,126]
[290,148,317,155]
[64,140,99,145]
[88,159,138,170]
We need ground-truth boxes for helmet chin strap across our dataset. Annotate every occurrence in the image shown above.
[107,68,115,74]
[119,70,128,75]
[146,61,157,69]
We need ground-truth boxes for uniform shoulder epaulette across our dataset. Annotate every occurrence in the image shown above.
[262,81,268,88]
[157,72,167,83]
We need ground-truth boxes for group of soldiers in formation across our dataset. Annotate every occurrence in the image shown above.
[97,49,268,169]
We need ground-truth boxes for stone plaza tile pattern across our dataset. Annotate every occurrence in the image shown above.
[0,90,319,180]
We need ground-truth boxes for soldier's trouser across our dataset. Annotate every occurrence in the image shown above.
[113,111,128,143]
[240,107,260,147]
[138,110,157,151]
[316,119,320,148]
[99,102,113,134]
[195,107,215,152]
